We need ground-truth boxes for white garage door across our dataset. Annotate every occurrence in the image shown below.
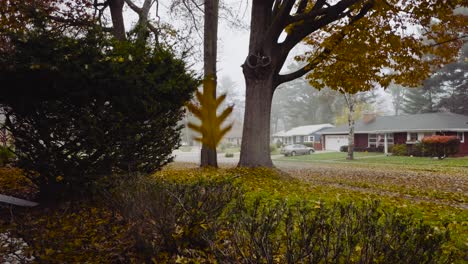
[325,135,349,151]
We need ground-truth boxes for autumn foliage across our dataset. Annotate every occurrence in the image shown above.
[186,79,233,150]
[422,135,460,158]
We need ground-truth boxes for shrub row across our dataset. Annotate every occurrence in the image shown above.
[3,169,454,262]
[392,136,460,157]
[100,173,450,263]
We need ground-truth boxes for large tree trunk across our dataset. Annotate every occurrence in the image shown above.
[200,0,219,167]
[238,1,276,167]
[108,0,126,40]
[238,77,274,167]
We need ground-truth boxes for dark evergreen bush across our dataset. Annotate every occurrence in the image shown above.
[0,30,198,198]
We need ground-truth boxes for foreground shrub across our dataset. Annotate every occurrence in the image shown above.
[0,167,36,199]
[0,146,14,167]
[7,205,136,263]
[0,30,197,199]
[422,136,460,158]
[407,142,429,157]
[392,144,407,156]
[217,197,451,263]
[107,171,239,262]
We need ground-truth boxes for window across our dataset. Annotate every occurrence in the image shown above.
[457,132,465,143]
[309,136,315,142]
[408,133,418,142]
[368,134,377,147]
[369,133,394,147]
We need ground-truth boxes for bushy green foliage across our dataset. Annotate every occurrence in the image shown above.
[0,146,14,166]
[392,144,408,156]
[107,171,239,262]
[0,29,198,199]
[0,167,36,199]
[422,136,460,158]
[0,168,458,262]
[218,197,451,264]
[270,144,277,153]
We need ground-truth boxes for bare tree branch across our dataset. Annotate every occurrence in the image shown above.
[276,0,375,86]
[264,0,297,45]
[124,0,142,14]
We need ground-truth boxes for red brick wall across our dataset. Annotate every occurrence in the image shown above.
[458,132,468,155]
[354,134,368,148]
[436,132,468,155]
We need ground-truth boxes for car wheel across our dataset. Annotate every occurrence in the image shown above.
[309,150,314,155]
[291,151,296,156]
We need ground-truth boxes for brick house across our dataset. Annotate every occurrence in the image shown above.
[319,112,468,155]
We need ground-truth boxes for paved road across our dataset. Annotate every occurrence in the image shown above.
[173,149,240,164]
[174,147,287,165]
[173,147,319,167]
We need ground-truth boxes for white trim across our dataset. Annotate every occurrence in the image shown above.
[458,132,465,143]
[323,129,468,135]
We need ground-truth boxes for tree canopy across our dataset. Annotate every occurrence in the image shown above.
[298,0,466,93]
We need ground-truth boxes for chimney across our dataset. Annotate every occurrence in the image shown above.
[363,112,377,124]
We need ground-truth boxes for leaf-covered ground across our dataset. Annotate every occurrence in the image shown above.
[1,156,467,262]
[169,158,468,261]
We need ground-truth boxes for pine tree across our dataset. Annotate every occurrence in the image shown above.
[401,87,440,114]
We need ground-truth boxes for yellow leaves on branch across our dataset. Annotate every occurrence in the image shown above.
[186,78,233,150]
[299,0,466,93]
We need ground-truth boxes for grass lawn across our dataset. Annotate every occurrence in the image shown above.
[349,155,468,167]
[274,151,384,161]
[275,151,468,173]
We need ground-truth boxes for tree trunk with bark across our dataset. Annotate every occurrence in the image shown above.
[200,0,219,167]
[347,101,355,160]
[341,92,356,160]
[108,0,126,40]
[239,78,274,167]
[237,0,375,167]
[238,1,277,167]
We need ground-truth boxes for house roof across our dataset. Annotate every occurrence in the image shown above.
[274,124,335,137]
[272,130,288,137]
[319,112,468,134]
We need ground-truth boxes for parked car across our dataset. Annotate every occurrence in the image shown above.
[281,144,315,156]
